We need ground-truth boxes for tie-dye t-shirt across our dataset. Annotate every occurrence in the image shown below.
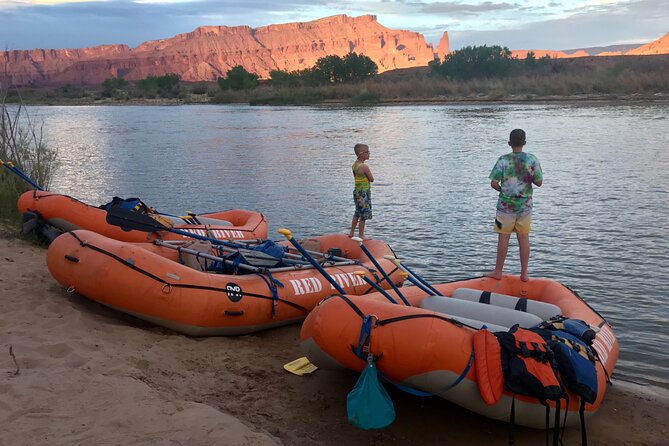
[489,152,543,214]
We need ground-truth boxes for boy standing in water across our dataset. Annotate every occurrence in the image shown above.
[349,143,374,239]
[486,129,543,281]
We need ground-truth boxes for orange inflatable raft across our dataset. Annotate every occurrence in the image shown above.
[17,190,268,242]
[46,229,405,335]
[301,275,618,429]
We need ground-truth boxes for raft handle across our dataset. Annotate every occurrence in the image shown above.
[224,310,245,317]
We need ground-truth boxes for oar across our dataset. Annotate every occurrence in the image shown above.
[156,240,355,274]
[383,255,443,297]
[351,237,411,306]
[283,245,359,264]
[278,228,346,295]
[353,271,398,304]
[154,240,263,273]
[107,206,259,250]
[159,239,355,267]
[0,160,44,190]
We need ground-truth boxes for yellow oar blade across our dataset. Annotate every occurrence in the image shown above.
[283,356,318,376]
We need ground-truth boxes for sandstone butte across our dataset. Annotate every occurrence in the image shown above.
[2,13,667,88]
[2,15,447,87]
[514,31,669,58]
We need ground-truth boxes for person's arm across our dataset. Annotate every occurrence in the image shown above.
[489,158,502,192]
[360,164,374,182]
[533,158,543,187]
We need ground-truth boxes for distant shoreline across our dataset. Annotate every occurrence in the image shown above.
[10,93,669,107]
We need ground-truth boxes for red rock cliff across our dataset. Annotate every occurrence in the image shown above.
[2,15,441,86]
[624,32,669,55]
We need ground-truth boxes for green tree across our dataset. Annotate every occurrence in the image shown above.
[342,52,378,82]
[269,70,301,88]
[431,45,514,80]
[218,66,259,90]
[314,55,347,84]
[525,51,537,67]
[297,67,326,87]
[101,76,128,98]
[137,74,181,97]
[538,54,552,66]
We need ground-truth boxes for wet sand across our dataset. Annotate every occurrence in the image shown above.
[1,237,667,445]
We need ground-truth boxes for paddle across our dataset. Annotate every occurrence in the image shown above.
[353,271,399,304]
[383,255,443,297]
[278,228,346,295]
[283,245,358,264]
[351,237,410,306]
[0,160,43,190]
[107,206,254,249]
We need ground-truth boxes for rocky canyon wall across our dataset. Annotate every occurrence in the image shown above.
[2,15,447,86]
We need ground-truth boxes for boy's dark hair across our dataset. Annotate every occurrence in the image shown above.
[354,143,369,156]
[509,129,526,147]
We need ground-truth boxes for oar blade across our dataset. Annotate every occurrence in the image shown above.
[106,206,167,233]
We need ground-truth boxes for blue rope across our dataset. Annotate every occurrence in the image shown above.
[380,348,475,397]
[257,272,284,318]
[354,315,374,359]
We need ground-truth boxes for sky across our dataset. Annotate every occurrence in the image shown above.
[0,0,667,52]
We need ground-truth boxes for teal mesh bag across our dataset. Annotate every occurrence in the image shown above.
[346,358,396,430]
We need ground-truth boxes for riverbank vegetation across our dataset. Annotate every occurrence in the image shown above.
[1,82,58,231]
[5,47,669,106]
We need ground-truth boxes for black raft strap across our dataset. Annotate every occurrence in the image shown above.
[552,399,561,446]
[479,291,492,304]
[508,394,516,445]
[515,298,528,312]
[579,399,588,446]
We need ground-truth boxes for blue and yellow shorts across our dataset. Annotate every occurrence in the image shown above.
[353,189,372,221]
[494,211,531,234]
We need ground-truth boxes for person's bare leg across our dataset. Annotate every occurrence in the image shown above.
[349,216,359,237]
[486,233,510,279]
[517,232,530,281]
[358,220,366,239]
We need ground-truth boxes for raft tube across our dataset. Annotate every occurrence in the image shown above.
[300,276,618,428]
[47,230,405,336]
[18,190,268,241]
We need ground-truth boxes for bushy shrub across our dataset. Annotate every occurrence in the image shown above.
[269,70,301,88]
[137,73,181,97]
[1,89,58,224]
[343,52,378,82]
[432,45,514,80]
[218,66,259,91]
[101,77,128,98]
[268,53,378,88]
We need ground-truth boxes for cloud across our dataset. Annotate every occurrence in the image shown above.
[449,0,669,49]
[0,0,332,49]
[0,0,667,51]
[407,1,517,16]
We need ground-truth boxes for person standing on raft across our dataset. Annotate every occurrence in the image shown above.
[349,143,374,239]
[486,129,543,282]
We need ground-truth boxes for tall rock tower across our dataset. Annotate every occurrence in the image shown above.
[435,32,450,61]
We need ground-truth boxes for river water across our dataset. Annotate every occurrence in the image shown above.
[19,102,669,393]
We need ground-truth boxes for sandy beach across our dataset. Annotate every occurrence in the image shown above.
[1,236,667,446]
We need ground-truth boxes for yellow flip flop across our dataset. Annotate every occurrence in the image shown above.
[283,357,318,376]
